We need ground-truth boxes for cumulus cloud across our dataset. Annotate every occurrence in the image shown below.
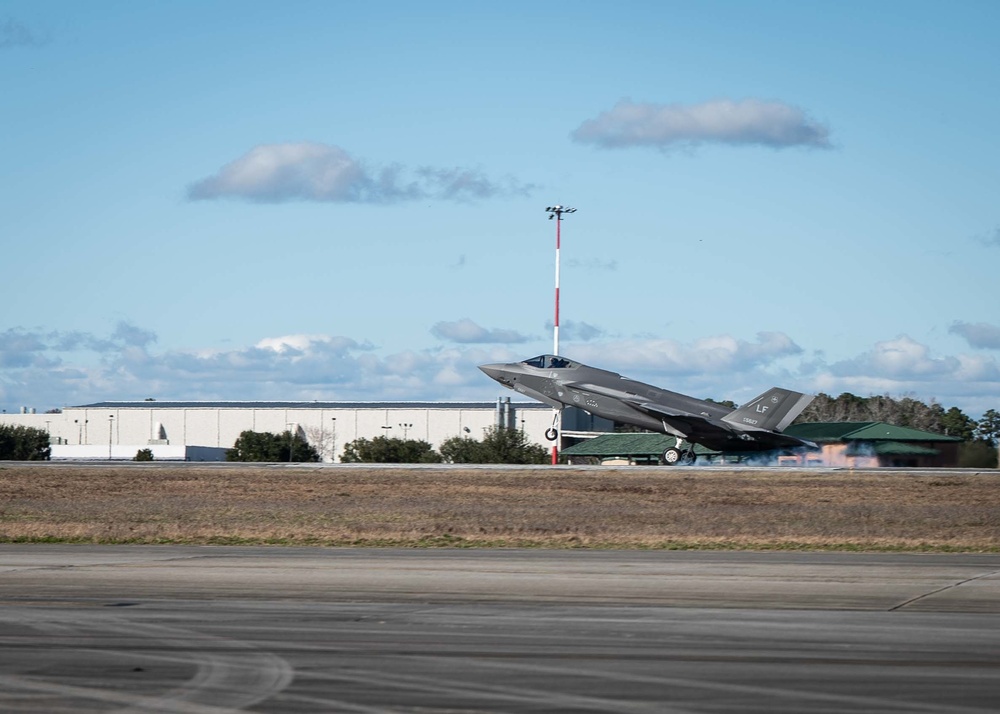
[187,142,534,204]
[0,329,54,369]
[567,332,802,380]
[430,319,532,344]
[0,322,526,412]
[545,320,605,342]
[807,337,1000,417]
[829,336,961,380]
[255,334,368,355]
[5,322,1000,419]
[1,17,46,49]
[4,315,1000,424]
[949,321,1000,350]
[0,322,153,370]
[572,98,831,151]
[111,322,157,349]
[820,336,999,387]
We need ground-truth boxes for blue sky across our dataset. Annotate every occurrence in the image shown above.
[2,0,999,418]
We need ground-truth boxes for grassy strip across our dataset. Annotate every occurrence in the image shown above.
[2,533,997,553]
[2,464,998,552]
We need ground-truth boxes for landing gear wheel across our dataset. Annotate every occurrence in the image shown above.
[544,427,559,441]
[662,447,681,465]
[682,450,697,465]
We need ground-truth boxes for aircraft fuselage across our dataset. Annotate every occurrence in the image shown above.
[479,354,816,454]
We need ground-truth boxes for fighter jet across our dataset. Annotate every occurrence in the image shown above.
[479,354,817,464]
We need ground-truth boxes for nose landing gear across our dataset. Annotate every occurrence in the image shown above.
[545,410,561,441]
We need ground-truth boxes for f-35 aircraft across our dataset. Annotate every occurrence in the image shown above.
[479,354,816,464]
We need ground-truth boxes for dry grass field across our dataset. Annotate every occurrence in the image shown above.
[1,463,998,551]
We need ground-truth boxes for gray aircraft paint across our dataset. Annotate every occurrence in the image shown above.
[480,354,816,461]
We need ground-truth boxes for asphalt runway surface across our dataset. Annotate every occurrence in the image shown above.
[1,547,999,712]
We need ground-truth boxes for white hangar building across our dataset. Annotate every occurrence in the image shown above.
[1,398,602,461]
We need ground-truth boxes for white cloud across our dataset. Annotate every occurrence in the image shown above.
[4,324,999,419]
[830,335,960,379]
[950,321,1000,349]
[806,336,1000,417]
[545,320,605,342]
[568,331,802,376]
[0,323,516,411]
[187,142,534,203]
[430,319,532,344]
[572,98,831,151]
[255,334,364,355]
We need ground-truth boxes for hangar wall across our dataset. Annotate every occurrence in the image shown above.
[1,399,555,462]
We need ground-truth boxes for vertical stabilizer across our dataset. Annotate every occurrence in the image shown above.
[722,388,814,433]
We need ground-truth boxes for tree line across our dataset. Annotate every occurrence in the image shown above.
[2,395,998,463]
[0,425,50,460]
[0,424,549,463]
[226,426,548,464]
[795,392,1000,444]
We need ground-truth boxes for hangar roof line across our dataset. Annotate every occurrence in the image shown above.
[784,421,962,443]
[75,401,550,410]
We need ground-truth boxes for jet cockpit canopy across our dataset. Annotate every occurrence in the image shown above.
[521,355,576,369]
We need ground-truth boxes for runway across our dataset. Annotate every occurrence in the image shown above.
[1,547,999,712]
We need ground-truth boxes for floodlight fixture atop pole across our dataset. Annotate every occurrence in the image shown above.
[544,205,575,466]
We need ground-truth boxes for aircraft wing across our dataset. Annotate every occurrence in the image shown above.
[636,400,715,421]
[565,381,727,434]
[633,401,732,440]
[563,381,689,411]
[563,381,637,400]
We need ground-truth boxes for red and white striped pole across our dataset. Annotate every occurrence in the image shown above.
[545,205,575,465]
[554,211,561,356]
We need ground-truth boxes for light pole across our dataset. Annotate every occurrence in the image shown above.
[399,422,413,440]
[286,423,296,462]
[330,417,337,463]
[75,418,88,444]
[545,204,575,465]
[545,205,575,357]
[108,414,114,460]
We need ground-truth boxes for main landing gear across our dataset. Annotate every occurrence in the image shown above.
[661,441,696,466]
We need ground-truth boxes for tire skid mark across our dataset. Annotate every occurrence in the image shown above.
[890,570,1000,611]
[0,675,237,713]
[300,661,672,713]
[440,655,999,714]
[0,608,293,713]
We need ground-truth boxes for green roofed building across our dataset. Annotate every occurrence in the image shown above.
[782,422,962,468]
[560,422,962,467]
[560,433,726,466]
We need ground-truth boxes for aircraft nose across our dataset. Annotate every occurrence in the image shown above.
[478,363,504,381]
[479,363,517,387]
